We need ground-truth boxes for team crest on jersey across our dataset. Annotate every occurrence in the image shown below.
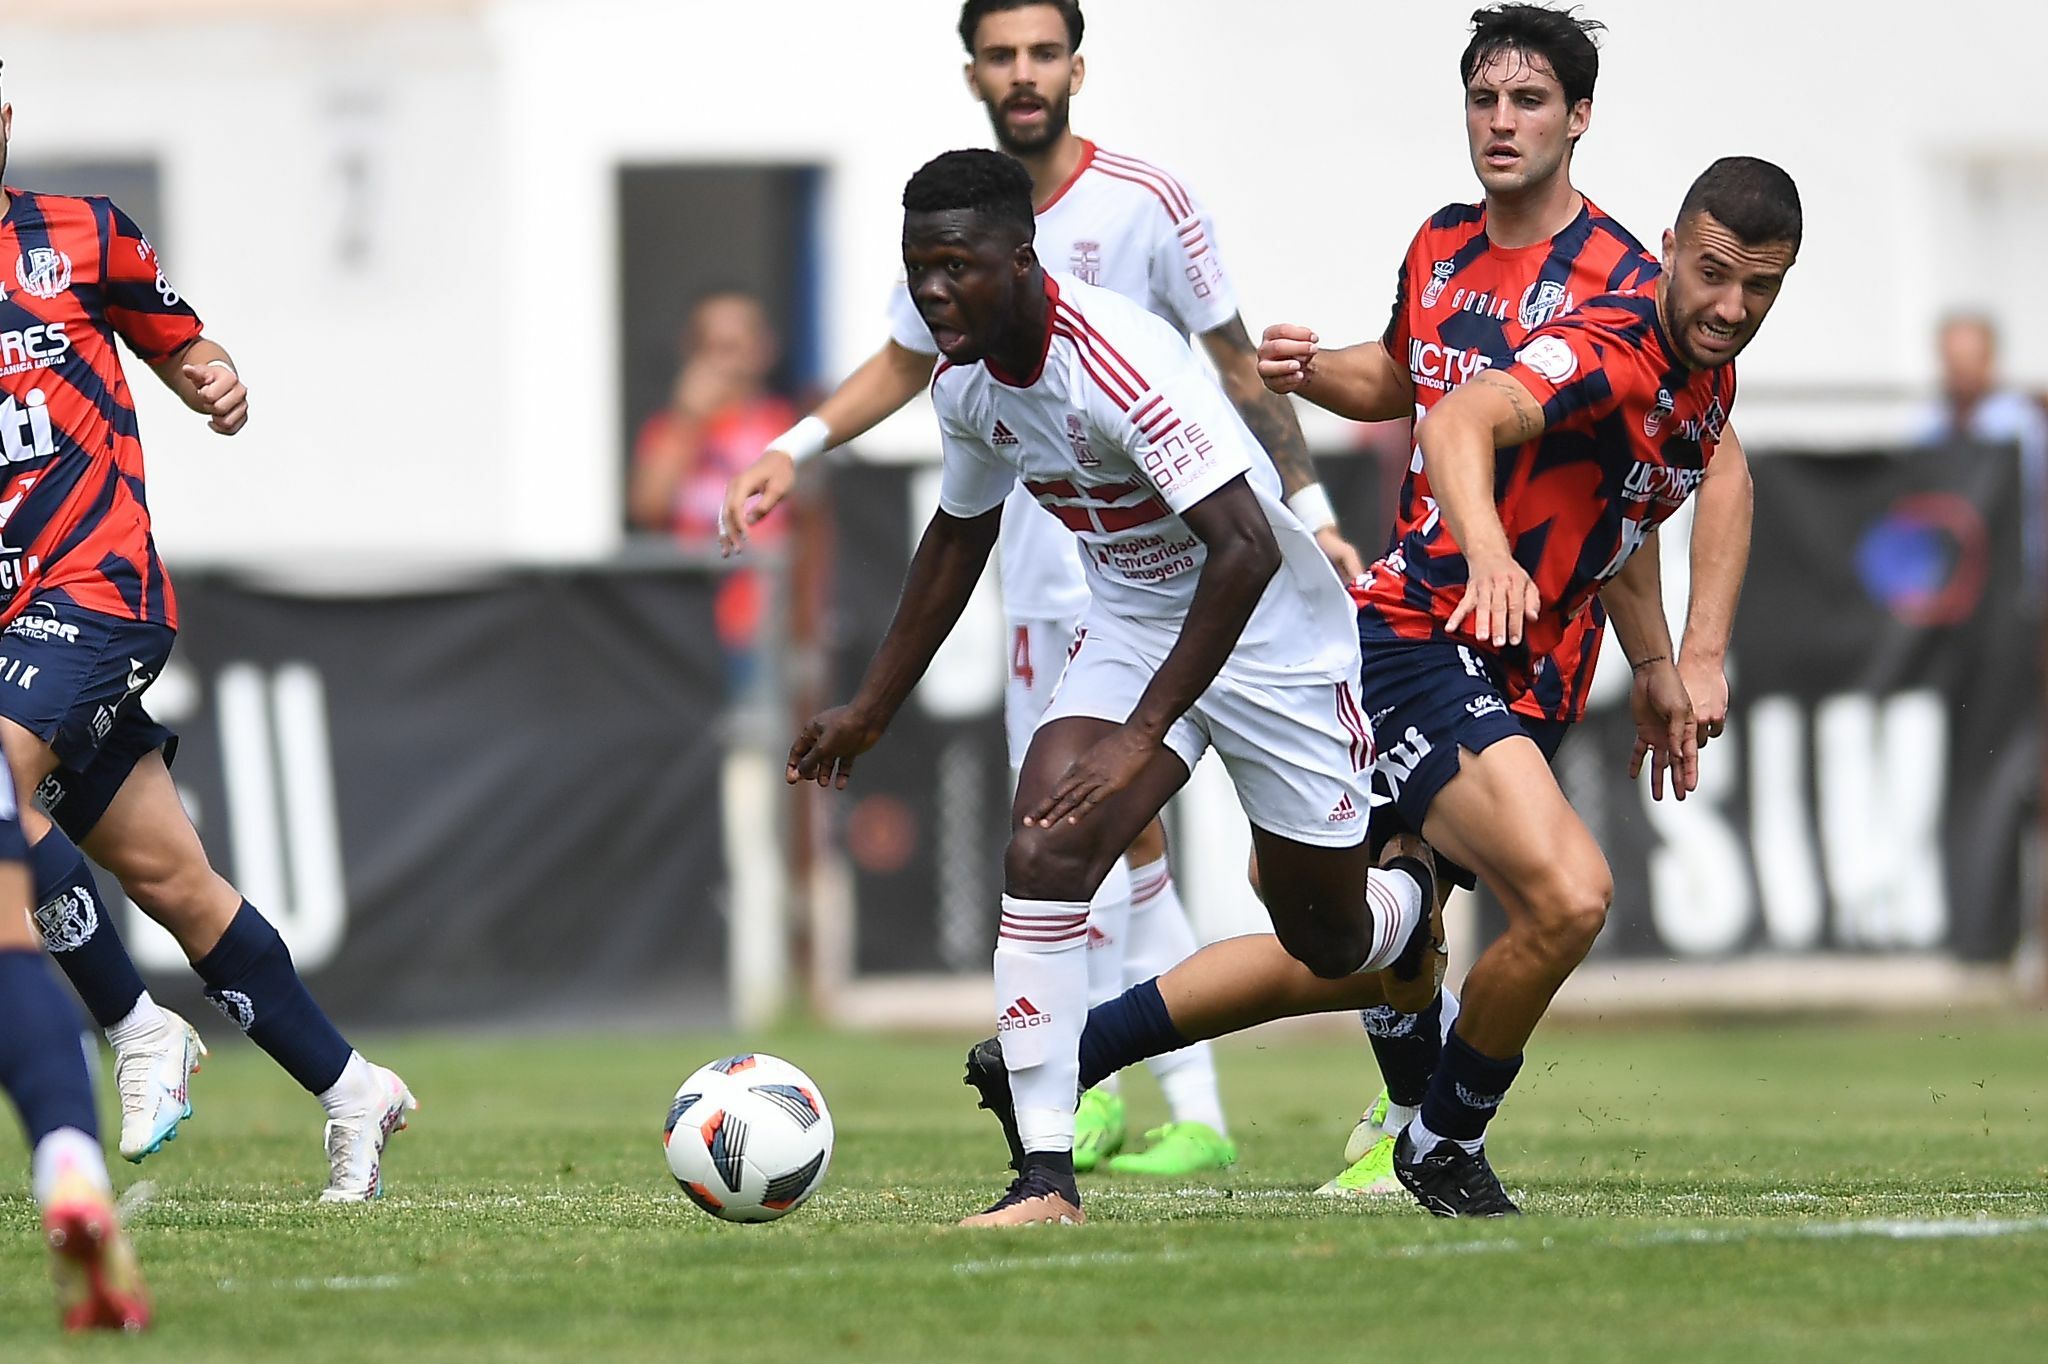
[1644,387,1675,437]
[1517,279,1573,330]
[1065,413,1099,467]
[15,248,73,301]
[1069,240,1103,285]
[1420,259,1456,308]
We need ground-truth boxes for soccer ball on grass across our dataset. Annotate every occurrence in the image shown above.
[663,1052,834,1222]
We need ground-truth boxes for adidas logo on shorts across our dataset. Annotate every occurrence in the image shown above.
[990,420,1021,447]
[1328,793,1360,823]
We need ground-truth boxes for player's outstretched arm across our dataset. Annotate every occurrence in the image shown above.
[1200,318,1364,579]
[720,340,937,557]
[787,504,1001,790]
[1257,326,1414,426]
[1028,476,1279,829]
[1416,370,1545,647]
[1600,533,1698,801]
[1677,424,1753,745]
[153,338,248,436]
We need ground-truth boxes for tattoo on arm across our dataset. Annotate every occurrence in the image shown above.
[1204,317,1317,496]
[1470,370,1546,444]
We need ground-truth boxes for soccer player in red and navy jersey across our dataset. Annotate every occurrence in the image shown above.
[1251,5,1760,1199]
[0,73,414,1201]
[1024,159,1801,1217]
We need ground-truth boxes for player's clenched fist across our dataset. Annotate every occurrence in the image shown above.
[1446,549,1540,648]
[786,705,884,790]
[183,361,248,435]
[1257,323,1319,395]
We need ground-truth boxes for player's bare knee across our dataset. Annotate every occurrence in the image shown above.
[1002,824,1102,902]
[1525,866,1612,967]
[121,859,221,927]
[1273,910,1369,981]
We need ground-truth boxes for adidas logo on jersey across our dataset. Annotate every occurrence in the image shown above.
[1328,793,1360,823]
[990,420,1021,447]
[998,997,1050,1031]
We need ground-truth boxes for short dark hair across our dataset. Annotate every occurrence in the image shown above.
[1460,4,1605,108]
[903,150,1037,242]
[1678,156,1803,253]
[958,0,1084,56]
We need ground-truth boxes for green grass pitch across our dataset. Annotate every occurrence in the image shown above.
[4,1013,2046,1362]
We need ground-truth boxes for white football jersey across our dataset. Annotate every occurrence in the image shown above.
[934,274,1352,684]
[895,141,1241,622]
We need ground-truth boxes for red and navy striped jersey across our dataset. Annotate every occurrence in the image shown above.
[1357,291,1736,705]
[0,189,202,629]
[1369,197,1656,722]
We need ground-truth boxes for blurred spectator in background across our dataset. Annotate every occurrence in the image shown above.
[630,290,797,549]
[1913,313,2048,591]
[630,291,796,688]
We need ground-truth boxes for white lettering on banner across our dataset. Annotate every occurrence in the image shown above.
[216,663,348,970]
[1643,724,1749,955]
[1640,689,1948,956]
[1746,697,1826,948]
[1814,691,1947,949]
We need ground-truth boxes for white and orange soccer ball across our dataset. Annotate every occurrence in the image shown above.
[663,1053,834,1223]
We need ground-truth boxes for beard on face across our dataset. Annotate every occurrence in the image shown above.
[986,89,1069,155]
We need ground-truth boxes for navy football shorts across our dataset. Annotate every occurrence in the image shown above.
[0,747,25,863]
[1360,636,1572,892]
[0,598,179,842]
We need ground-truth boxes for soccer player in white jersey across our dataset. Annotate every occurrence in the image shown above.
[788,150,1437,1226]
[724,0,1364,1177]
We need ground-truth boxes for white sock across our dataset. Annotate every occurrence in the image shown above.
[1356,866,1425,973]
[1381,1101,1420,1136]
[1440,987,1461,1041]
[1084,857,1134,1011]
[104,991,169,1051]
[1406,1114,1483,1158]
[996,895,1091,1153]
[1123,856,1227,1133]
[31,1127,110,1207]
[317,1051,374,1119]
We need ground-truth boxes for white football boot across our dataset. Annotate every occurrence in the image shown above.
[113,1010,207,1163]
[319,1064,418,1203]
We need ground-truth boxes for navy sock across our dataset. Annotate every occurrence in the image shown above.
[1077,977,1188,1091]
[0,949,99,1144]
[193,902,352,1094]
[30,828,146,1029]
[1363,992,1444,1109]
[1420,1026,1524,1143]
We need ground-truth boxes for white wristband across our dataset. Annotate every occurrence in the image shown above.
[1286,483,1338,533]
[203,358,238,376]
[772,414,832,467]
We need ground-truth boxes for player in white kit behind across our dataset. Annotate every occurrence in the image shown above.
[723,0,1365,1176]
[788,149,1437,1224]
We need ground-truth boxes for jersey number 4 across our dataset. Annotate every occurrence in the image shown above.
[1010,626,1035,687]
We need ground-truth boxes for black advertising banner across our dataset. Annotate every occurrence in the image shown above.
[1560,441,2037,963]
[114,568,731,1028]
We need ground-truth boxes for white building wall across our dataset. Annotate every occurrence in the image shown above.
[2,0,2042,565]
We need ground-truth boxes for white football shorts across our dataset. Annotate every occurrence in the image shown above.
[1035,617,1375,847]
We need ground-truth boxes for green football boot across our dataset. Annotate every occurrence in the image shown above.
[1106,1121,1237,1176]
[1072,1087,1127,1173]
[1316,1091,1402,1197]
